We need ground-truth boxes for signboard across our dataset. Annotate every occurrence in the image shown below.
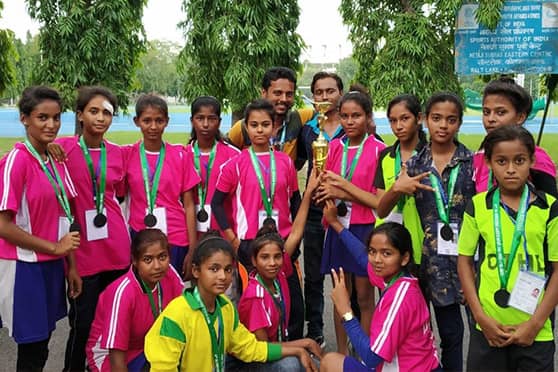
[455,1,558,75]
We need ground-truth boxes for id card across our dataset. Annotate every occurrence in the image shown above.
[145,207,168,234]
[508,270,546,315]
[58,216,71,240]
[437,222,459,256]
[258,209,279,229]
[385,210,403,225]
[85,208,108,241]
[196,204,211,232]
[338,201,352,229]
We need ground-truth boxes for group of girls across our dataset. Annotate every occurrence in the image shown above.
[0,74,557,372]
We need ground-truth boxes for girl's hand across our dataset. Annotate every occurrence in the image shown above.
[53,232,80,256]
[330,267,352,316]
[477,313,513,347]
[323,199,339,225]
[503,320,539,347]
[297,349,318,372]
[47,142,67,162]
[303,338,322,359]
[314,183,349,205]
[182,253,193,281]
[67,267,82,299]
[321,171,350,189]
[305,167,320,194]
[392,164,433,195]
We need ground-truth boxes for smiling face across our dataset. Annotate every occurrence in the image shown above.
[339,100,369,144]
[425,101,461,145]
[134,105,169,142]
[261,78,295,116]
[191,105,221,142]
[367,233,409,283]
[482,94,527,133]
[21,99,62,150]
[245,109,273,151]
[487,139,533,195]
[388,101,421,144]
[252,242,283,284]
[78,95,113,138]
[193,250,234,297]
[133,241,170,289]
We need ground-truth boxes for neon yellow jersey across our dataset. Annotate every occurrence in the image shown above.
[458,187,558,341]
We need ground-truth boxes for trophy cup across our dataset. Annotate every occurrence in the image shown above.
[311,101,332,172]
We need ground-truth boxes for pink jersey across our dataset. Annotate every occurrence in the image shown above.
[473,146,556,193]
[184,141,240,232]
[124,142,200,246]
[0,142,78,262]
[324,135,385,225]
[369,276,439,372]
[238,270,291,342]
[56,137,130,276]
[215,149,298,239]
[86,265,184,372]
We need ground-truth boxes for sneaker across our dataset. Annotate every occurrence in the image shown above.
[309,334,326,349]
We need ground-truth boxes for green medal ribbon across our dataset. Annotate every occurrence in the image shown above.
[24,139,74,223]
[193,286,225,372]
[380,271,404,299]
[78,137,106,215]
[428,164,460,225]
[193,141,217,209]
[492,186,529,290]
[139,142,166,215]
[256,274,287,341]
[140,279,163,320]
[341,135,368,181]
[249,147,276,217]
[394,145,412,213]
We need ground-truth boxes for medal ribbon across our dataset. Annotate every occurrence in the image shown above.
[493,186,529,290]
[79,137,106,215]
[24,139,74,223]
[256,274,287,341]
[249,147,276,217]
[271,121,287,151]
[394,145,416,212]
[193,141,217,208]
[139,142,166,215]
[140,279,163,320]
[341,135,368,181]
[194,286,224,372]
[428,164,460,225]
[380,271,404,299]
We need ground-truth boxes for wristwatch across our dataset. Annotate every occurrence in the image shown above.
[342,311,354,322]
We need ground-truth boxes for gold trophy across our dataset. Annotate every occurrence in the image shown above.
[312,101,332,172]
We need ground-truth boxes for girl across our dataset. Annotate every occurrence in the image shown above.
[211,99,304,338]
[124,94,200,275]
[321,202,440,371]
[474,77,557,196]
[0,86,81,371]
[185,96,240,235]
[458,125,558,371]
[86,228,184,371]
[144,233,319,372]
[233,168,321,371]
[314,90,386,354]
[50,86,131,371]
[383,92,475,371]
[374,94,428,266]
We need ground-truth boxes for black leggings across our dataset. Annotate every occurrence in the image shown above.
[17,336,51,372]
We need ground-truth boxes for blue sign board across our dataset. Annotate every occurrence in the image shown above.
[455,1,558,75]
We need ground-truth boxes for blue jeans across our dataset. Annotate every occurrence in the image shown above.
[433,303,464,372]
[302,209,325,338]
[226,355,308,372]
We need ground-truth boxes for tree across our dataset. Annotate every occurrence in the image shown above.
[178,0,304,117]
[3,32,41,102]
[136,40,181,98]
[25,0,148,115]
[0,0,18,96]
[340,0,465,108]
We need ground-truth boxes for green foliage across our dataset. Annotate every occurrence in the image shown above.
[25,0,148,112]
[3,33,40,101]
[340,0,462,107]
[475,0,505,31]
[0,0,18,96]
[178,0,304,113]
[136,40,181,97]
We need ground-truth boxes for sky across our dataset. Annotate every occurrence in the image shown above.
[0,0,352,63]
